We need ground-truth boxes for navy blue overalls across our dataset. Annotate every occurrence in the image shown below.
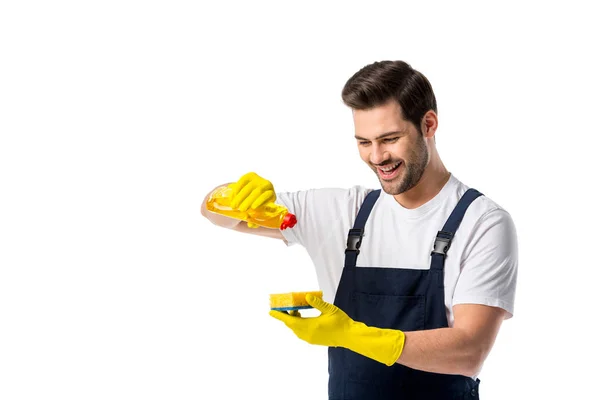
[328,188,484,400]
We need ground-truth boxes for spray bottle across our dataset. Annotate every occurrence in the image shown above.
[205,185,297,230]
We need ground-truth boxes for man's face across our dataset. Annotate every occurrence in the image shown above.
[353,99,429,195]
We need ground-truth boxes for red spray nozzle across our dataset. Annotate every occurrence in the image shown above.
[280,213,297,230]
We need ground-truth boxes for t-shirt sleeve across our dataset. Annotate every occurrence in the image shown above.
[452,208,519,319]
[275,187,369,252]
[275,189,342,250]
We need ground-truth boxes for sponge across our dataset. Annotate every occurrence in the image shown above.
[270,291,323,311]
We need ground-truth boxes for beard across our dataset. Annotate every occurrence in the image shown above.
[374,133,429,195]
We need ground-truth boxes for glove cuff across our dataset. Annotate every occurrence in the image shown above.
[348,322,406,366]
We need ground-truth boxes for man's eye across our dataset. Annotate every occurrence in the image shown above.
[383,137,399,143]
[359,141,370,146]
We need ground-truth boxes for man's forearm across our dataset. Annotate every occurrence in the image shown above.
[396,328,485,377]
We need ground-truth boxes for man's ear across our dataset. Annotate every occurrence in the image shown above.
[421,110,438,139]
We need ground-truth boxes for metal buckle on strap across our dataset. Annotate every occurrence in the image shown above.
[431,230,454,257]
[345,228,364,254]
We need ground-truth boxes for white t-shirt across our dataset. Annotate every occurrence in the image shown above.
[276,173,518,326]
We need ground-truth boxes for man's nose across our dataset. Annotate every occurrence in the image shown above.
[370,145,389,166]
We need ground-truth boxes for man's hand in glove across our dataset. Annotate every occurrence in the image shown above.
[269,294,405,366]
[227,172,276,228]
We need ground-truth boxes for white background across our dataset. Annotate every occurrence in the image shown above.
[1,1,598,399]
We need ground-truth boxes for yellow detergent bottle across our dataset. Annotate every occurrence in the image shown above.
[206,186,297,230]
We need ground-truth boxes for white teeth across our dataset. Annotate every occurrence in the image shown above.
[380,162,401,172]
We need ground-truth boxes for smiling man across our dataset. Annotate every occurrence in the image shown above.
[201,60,519,399]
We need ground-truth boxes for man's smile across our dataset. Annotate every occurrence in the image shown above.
[376,161,402,180]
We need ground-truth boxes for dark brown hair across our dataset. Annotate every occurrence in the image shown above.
[341,60,437,132]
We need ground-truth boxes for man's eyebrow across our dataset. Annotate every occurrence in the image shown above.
[354,130,405,141]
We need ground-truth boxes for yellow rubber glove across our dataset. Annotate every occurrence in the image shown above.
[227,172,277,228]
[269,294,405,366]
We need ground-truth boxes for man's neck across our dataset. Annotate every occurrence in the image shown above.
[392,167,451,209]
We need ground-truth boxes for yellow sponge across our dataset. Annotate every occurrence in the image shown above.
[270,291,323,311]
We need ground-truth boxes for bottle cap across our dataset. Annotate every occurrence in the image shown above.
[280,213,297,229]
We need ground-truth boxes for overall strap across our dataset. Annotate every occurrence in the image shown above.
[344,189,381,268]
[430,188,484,270]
